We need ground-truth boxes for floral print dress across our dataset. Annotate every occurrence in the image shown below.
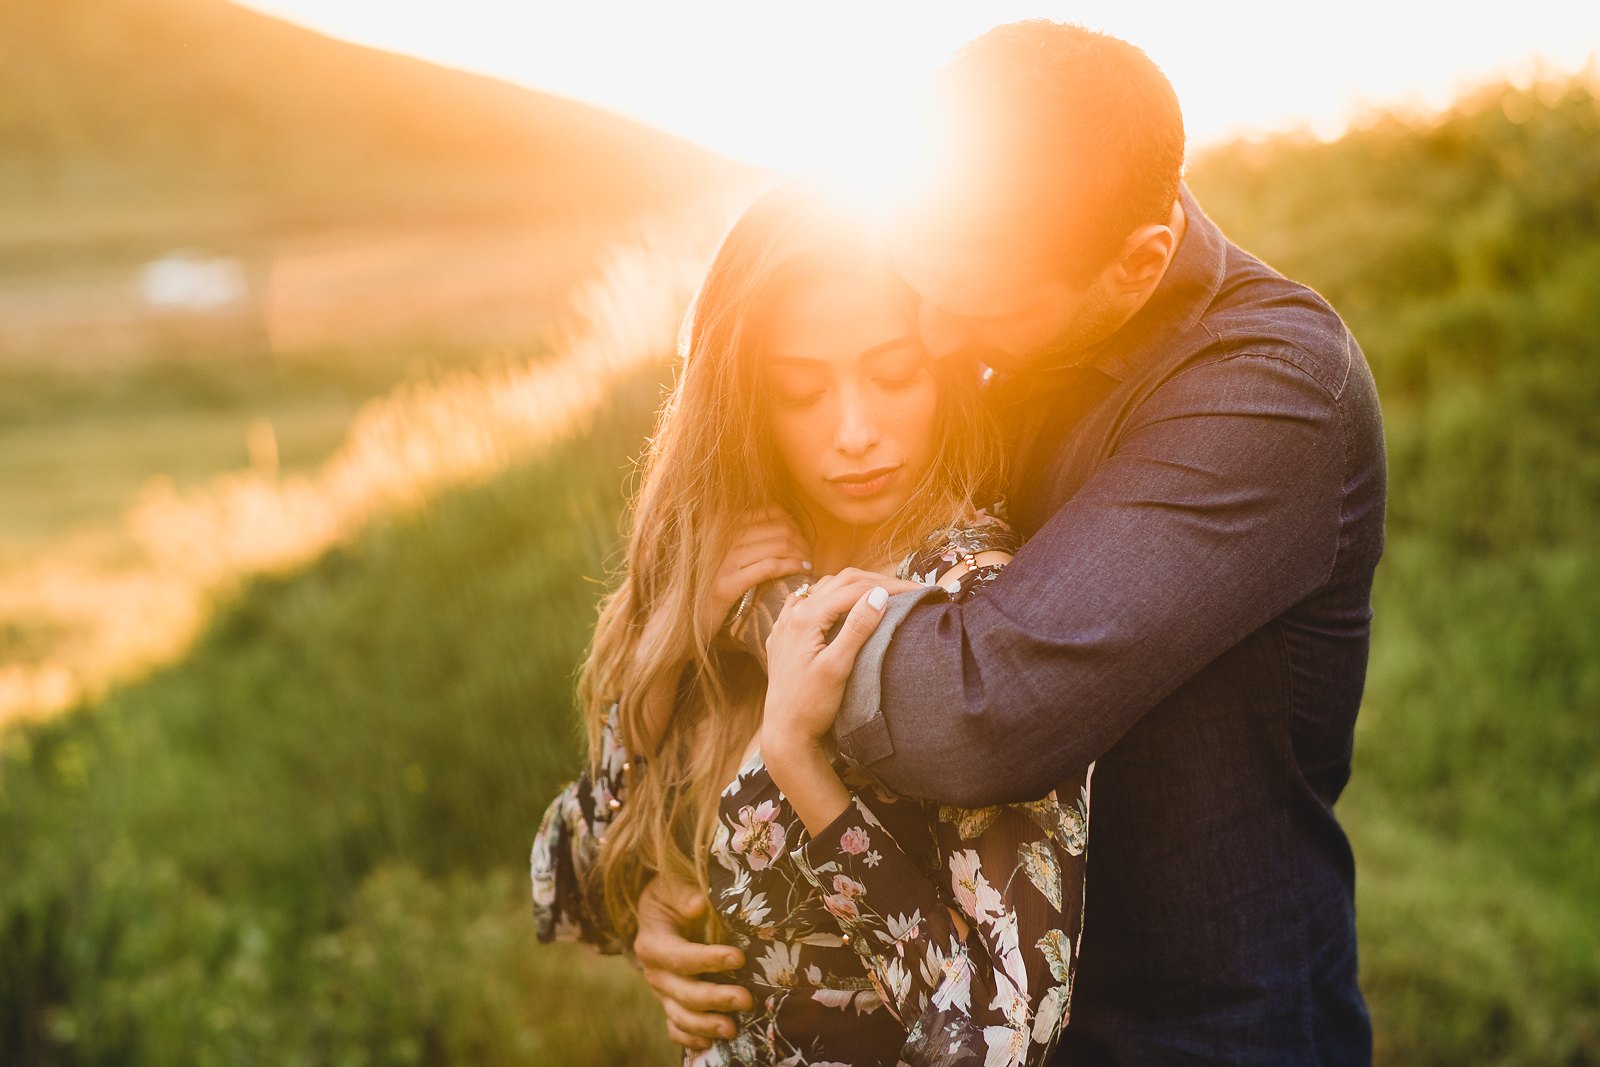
[532,509,1093,1066]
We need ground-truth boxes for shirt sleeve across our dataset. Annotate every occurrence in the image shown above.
[789,769,1091,1066]
[824,506,1020,765]
[529,700,635,955]
[843,352,1352,806]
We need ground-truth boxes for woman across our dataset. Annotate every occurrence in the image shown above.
[530,185,1092,1066]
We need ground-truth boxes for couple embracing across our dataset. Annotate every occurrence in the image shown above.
[531,20,1385,1067]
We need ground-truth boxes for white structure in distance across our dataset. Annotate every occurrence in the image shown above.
[139,251,249,312]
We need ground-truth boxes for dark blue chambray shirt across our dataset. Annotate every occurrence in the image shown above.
[834,185,1386,1065]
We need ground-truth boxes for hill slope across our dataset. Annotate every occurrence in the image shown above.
[0,0,740,252]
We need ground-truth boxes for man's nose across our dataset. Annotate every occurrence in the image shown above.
[917,304,969,360]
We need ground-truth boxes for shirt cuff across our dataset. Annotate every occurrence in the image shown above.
[831,584,947,766]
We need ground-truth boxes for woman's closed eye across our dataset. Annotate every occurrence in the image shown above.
[767,363,831,406]
[870,357,931,391]
[774,383,828,407]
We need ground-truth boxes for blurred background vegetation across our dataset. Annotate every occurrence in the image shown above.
[0,0,1595,1063]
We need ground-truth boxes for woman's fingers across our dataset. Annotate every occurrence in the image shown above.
[718,526,810,595]
[830,567,928,595]
[789,573,882,625]
[731,556,809,591]
[815,587,890,672]
[728,533,811,573]
[806,574,929,616]
[729,514,807,551]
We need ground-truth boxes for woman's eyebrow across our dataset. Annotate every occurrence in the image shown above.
[858,336,918,362]
[766,337,917,367]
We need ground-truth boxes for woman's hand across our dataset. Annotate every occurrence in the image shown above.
[761,569,930,743]
[759,570,923,832]
[702,506,812,639]
[629,509,809,754]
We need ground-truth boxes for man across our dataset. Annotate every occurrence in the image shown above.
[635,21,1384,1064]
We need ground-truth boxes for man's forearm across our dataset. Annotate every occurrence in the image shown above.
[834,354,1349,806]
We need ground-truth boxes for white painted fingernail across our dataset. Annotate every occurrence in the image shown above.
[867,587,888,610]
[803,560,812,572]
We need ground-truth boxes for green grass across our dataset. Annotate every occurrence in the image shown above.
[0,339,556,559]
[0,77,1597,1065]
[0,371,678,1064]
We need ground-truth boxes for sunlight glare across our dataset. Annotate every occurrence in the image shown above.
[786,72,943,220]
[237,1,1598,174]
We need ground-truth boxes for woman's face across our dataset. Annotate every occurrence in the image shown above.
[760,267,940,535]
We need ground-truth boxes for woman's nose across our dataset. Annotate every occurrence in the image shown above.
[834,389,880,456]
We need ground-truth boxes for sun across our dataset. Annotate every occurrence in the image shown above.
[741,51,953,224]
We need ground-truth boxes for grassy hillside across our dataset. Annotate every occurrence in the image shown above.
[0,0,738,259]
[0,0,747,586]
[0,76,1596,1065]
[0,373,680,1064]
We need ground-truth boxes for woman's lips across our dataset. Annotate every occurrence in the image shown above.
[828,465,900,498]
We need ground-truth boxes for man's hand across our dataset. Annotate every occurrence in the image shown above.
[634,873,753,1051]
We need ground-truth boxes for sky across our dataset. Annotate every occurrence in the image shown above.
[240,0,1598,176]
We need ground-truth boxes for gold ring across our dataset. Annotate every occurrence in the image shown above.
[793,581,812,599]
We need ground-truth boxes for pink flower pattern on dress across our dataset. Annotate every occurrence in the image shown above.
[532,507,1091,1066]
[839,825,872,855]
[732,800,788,870]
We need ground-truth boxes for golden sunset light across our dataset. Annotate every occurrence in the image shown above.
[3,2,1597,1062]
[238,0,1597,172]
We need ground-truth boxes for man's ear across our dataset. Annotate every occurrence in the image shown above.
[1110,223,1177,295]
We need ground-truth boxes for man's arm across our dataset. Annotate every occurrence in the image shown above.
[841,350,1351,807]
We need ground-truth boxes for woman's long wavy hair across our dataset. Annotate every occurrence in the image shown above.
[580,184,1004,946]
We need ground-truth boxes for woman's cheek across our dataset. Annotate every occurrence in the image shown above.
[770,408,830,486]
[885,379,940,470]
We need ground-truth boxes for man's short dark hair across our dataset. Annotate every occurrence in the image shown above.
[940,20,1186,276]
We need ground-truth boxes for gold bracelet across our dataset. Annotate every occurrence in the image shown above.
[724,587,755,632]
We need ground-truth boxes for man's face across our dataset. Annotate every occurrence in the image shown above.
[888,171,1123,373]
